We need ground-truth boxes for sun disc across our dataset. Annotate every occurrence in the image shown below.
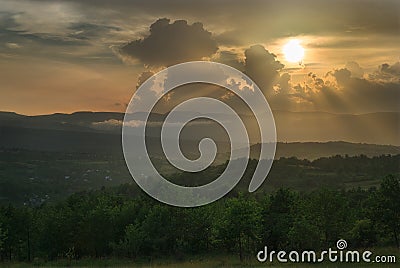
[283,40,304,63]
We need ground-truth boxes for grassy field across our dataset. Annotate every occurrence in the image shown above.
[2,248,398,267]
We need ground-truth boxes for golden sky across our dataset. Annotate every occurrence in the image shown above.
[0,0,399,115]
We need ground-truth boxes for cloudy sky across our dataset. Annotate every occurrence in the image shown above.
[0,0,399,115]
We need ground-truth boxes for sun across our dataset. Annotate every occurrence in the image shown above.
[283,39,304,63]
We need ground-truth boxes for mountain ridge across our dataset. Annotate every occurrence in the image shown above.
[1,110,399,153]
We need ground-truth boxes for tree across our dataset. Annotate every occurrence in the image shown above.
[349,219,377,247]
[309,189,351,246]
[369,175,400,248]
[112,223,145,258]
[261,189,298,249]
[182,205,214,253]
[217,194,261,261]
[287,196,321,250]
[0,222,7,260]
[140,204,178,256]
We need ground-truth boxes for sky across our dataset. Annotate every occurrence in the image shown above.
[0,0,399,115]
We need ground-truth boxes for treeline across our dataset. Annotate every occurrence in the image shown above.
[0,175,399,262]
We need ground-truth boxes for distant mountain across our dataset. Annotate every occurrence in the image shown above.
[257,141,400,160]
[0,111,124,132]
[0,110,399,160]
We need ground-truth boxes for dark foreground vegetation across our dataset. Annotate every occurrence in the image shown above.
[0,175,398,264]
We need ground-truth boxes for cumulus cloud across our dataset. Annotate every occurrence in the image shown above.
[243,45,284,96]
[369,62,400,83]
[288,63,400,113]
[132,42,288,115]
[345,61,364,78]
[379,62,400,76]
[127,18,398,115]
[120,18,218,67]
[274,73,291,93]
[136,70,155,89]
[329,68,351,86]
[233,60,400,114]
[214,45,284,96]
[213,50,244,71]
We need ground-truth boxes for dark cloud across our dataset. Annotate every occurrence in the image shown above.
[155,0,399,46]
[0,11,124,64]
[120,18,217,67]
[243,45,284,96]
[135,70,155,89]
[213,50,244,72]
[0,11,20,29]
[134,43,292,116]
[275,73,291,93]
[212,45,285,95]
[134,44,285,108]
[0,12,87,47]
[39,0,400,40]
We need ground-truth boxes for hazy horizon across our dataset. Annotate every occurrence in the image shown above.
[1,109,399,146]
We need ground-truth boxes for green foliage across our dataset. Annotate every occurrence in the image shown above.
[367,175,400,248]
[216,194,261,261]
[349,219,377,247]
[112,223,145,258]
[261,189,298,249]
[0,223,6,252]
[309,189,351,244]
[0,165,399,263]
